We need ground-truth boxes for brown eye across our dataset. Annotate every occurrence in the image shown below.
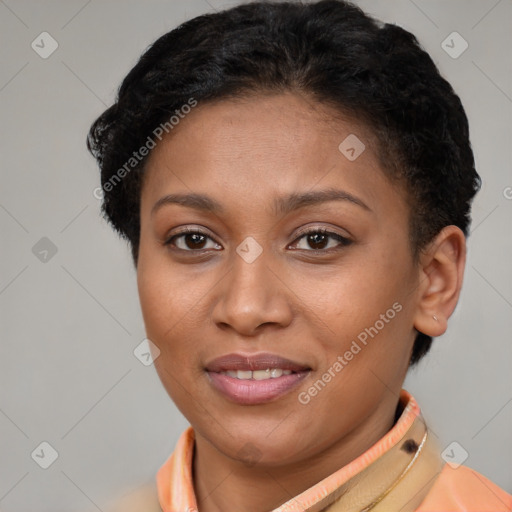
[291,228,352,252]
[165,229,221,251]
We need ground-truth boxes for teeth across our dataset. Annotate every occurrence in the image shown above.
[221,369,295,380]
[253,369,272,380]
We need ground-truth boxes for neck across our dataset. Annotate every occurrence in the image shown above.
[192,393,401,512]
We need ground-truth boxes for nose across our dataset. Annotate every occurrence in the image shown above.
[211,247,293,336]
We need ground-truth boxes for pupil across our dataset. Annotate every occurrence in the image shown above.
[187,233,206,249]
[309,233,327,250]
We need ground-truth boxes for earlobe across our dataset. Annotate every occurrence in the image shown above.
[413,225,467,338]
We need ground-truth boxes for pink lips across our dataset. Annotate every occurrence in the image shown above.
[205,352,311,405]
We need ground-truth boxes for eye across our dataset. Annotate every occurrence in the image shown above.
[289,228,352,252]
[164,227,221,251]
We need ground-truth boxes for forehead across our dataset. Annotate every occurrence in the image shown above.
[140,92,403,218]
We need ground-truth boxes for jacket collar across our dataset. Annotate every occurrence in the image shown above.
[156,389,444,512]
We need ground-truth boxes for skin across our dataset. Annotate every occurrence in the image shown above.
[136,92,466,512]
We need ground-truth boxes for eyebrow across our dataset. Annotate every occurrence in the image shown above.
[150,188,371,217]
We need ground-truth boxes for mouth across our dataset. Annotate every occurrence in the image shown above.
[216,368,295,380]
[205,352,311,405]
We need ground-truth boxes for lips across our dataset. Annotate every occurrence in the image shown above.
[205,352,311,373]
[205,352,311,405]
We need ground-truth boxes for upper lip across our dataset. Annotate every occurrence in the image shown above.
[205,352,311,372]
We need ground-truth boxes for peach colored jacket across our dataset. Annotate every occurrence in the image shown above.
[113,389,512,511]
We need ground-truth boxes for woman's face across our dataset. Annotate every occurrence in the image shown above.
[137,92,422,467]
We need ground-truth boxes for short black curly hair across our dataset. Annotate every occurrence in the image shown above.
[87,0,480,367]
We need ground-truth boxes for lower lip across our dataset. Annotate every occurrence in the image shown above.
[206,371,310,405]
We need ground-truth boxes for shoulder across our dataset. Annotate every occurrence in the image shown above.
[416,463,512,511]
[103,482,162,512]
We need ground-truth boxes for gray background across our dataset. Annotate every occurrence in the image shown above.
[1,0,511,510]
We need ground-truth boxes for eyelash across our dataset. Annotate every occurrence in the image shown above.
[164,227,352,254]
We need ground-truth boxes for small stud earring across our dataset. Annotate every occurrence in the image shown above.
[433,315,438,321]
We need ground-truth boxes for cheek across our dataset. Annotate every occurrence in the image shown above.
[137,246,198,334]
[137,265,205,407]
[302,254,402,324]
[302,247,413,365]
[137,271,173,338]
[136,254,214,374]
[137,258,187,361]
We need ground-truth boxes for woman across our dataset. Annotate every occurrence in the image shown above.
[87,1,512,510]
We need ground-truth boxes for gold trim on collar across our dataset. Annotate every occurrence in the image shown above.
[311,414,444,512]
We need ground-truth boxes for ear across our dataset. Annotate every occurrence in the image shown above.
[413,225,466,337]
